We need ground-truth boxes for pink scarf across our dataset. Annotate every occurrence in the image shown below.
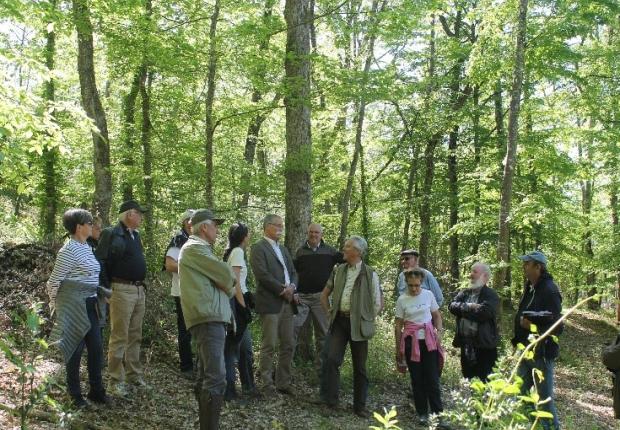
[400,321,439,363]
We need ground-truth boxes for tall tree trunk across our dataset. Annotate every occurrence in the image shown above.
[140,69,154,260]
[401,141,419,250]
[283,0,313,253]
[73,0,112,224]
[612,182,620,323]
[240,0,277,213]
[493,0,529,292]
[471,85,481,255]
[120,68,143,201]
[337,0,384,249]
[418,15,437,268]
[42,0,58,242]
[204,0,221,208]
[580,119,598,309]
[359,141,370,262]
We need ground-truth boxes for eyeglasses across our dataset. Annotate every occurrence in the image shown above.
[268,223,283,228]
[400,256,412,261]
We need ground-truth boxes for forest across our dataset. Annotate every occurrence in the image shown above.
[1,0,620,429]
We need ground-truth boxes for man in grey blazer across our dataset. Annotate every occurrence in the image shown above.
[250,214,299,396]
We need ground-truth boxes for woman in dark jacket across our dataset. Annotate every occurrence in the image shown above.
[448,262,499,382]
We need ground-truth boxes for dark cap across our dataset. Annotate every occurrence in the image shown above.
[119,200,148,214]
[518,250,548,265]
[190,209,225,227]
[400,249,419,257]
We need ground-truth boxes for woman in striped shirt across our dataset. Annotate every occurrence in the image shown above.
[47,208,108,408]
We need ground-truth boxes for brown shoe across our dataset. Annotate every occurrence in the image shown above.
[354,408,370,418]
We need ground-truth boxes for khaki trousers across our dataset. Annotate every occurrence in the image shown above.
[259,304,295,390]
[108,283,146,382]
[294,292,329,371]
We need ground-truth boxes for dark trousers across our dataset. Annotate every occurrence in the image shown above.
[405,337,443,416]
[238,328,255,391]
[67,297,104,400]
[191,322,227,396]
[174,297,193,372]
[224,333,242,386]
[461,346,497,382]
[324,314,369,411]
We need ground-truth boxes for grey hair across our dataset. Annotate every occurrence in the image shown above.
[347,235,368,258]
[263,214,281,230]
[192,218,213,235]
[473,262,492,279]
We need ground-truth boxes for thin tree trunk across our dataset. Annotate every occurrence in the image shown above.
[204,0,221,208]
[337,0,384,249]
[283,0,313,253]
[494,0,529,291]
[471,85,481,255]
[120,68,143,201]
[140,69,154,259]
[581,119,598,309]
[612,182,620,323]
[73,0,112,224]
[359,142,370,262]
[401,141,419,250]
[42,0,58,242]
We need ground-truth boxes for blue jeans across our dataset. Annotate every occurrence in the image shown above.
[66,297,104,400]
[518,357,560,430]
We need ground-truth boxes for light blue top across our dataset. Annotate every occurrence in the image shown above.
[396,268,444,307]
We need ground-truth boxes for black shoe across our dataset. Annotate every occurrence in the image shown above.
[87,390,111,405]
[354,408,370,418]
[72,396,88,409]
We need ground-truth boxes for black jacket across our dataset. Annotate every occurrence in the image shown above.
[95,222,146,287]
[602,334,620,419]
[449,285,500,350]
[511,271,563,359]
[294,240,343,294]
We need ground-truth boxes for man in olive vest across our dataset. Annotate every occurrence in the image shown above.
[319,235,382,418]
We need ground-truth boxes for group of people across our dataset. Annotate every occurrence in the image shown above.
[47,201,564,430]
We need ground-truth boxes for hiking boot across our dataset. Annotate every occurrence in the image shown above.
[354,408,370,418]
[72,396,88,410]
[181,369,195,380]
[87,390,111,405]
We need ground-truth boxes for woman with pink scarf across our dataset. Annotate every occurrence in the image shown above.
[394,269,444,426]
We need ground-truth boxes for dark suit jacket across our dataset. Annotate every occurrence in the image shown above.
[250,238,298,314]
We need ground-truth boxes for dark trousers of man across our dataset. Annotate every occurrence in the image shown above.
[405,337,443,416]
[191,322,226,430]
[324,314,369,413]
[67,297,105,401]
[174,297,193,372]
[460,346,497,382]
[238,328,255,392]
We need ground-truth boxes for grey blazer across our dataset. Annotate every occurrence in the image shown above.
[250,238,299,314]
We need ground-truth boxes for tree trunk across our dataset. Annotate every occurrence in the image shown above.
[283,0,313,253]
[140,69,154,260]
[42,0,58,242]
[337,0,384,249]
[204,0,221,208]
[401,140,419,251]
[493,0,529,292]
[120,68,143,202]
[72,0,112,224]
[611,182,620,323]
[471,85,481,255]
[580,119,598,309]
[359,142,370,262]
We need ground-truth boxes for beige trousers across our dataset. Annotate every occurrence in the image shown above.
[259,304,295,390]
[108,283,146,382]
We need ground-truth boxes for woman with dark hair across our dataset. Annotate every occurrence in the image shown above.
[394,269,445,426]
[223,222,257,400]
[47,209,109,408]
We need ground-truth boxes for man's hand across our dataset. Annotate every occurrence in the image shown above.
[279,285,295,302]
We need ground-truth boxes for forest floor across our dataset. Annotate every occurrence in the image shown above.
[0,243,618,430]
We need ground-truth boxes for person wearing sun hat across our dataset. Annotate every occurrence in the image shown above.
[178,208,236,429]
[512,250,563,430]
[164,209,195,379]
[95,199,149,397]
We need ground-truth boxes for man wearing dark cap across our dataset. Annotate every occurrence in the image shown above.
[513,251,562,430]
[179,209,235,430]
[395,249,443,306]
[164,209,195,379]
[95,200,148,396]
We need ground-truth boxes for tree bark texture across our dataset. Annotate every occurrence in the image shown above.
[283,0,313,253]
[494,0,529,291]
[42,0,58,242]
[140,70,154,258]
[204,0,221,208]
[120,68,143,202]
[73,0,112,224]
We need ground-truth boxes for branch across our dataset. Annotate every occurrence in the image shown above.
[439,15,454,37]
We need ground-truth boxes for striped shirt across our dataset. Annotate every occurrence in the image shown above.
[47,239,100,297]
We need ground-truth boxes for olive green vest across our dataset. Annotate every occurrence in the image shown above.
[328,262,377,341]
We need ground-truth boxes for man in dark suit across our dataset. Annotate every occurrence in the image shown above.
[249,214,299,396]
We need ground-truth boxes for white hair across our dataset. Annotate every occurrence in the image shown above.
[263,214,281,230]
[347,235,368,258]
[192,219,213,235]
[473,262,492,279]
[119,210,131,223]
